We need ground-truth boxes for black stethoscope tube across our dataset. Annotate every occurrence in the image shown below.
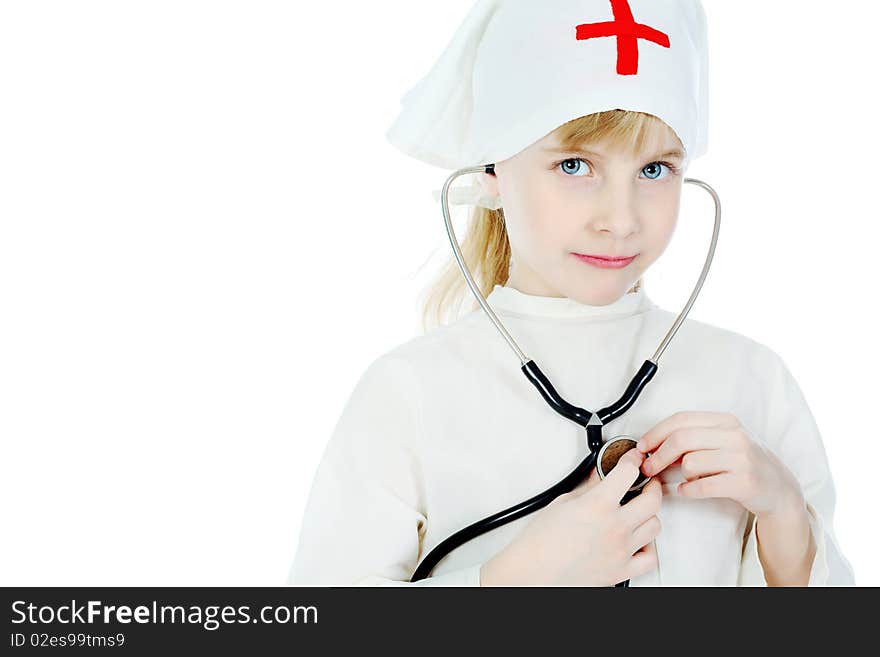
[410,359,657,584]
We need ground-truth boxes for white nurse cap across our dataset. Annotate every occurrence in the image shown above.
[385,0,709,207]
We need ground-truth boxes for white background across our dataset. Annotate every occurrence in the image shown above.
[0,1,876,585]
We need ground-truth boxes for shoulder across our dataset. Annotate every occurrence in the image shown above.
[648,305,783,367]
[642,306,803,404]
[341,312,491,424]
[369,309,494,374]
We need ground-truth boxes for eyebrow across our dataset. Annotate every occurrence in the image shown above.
[542,146,685,161]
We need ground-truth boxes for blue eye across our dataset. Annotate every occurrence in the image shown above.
[641,162,672,180]
[556,158,679,180]
[558,158,590,176]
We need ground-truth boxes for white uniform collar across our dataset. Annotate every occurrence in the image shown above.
[486,283,654,319]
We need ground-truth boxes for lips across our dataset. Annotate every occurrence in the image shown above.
[572,252,638,269]
[575,253,636,261]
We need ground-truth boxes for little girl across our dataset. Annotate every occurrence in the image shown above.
[287,0,854,586]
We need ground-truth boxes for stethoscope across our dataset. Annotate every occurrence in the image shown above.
[409,162,721,586]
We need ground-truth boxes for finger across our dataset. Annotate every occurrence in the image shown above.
[620,476,662,526]
[636,411,737,454]
[629,515,662,554]
[633,538,652,556]
[677,472,738,499]
[625,540,658,581]
[642,427,732,477]
[598,448,645,504]
[678,448,730,482]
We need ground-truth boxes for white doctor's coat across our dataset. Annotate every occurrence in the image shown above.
[288,284,855,586]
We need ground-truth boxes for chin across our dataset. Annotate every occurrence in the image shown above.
[567,282,633,306]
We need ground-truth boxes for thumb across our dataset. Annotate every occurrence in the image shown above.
[598,448,645,504]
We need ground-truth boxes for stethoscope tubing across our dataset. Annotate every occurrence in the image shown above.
[410,163,721,585]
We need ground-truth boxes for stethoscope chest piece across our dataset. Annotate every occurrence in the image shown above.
[596,435,652,494]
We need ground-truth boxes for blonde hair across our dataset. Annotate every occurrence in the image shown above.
[418,109,681,333]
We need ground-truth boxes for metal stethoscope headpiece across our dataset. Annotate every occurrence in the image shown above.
[410,162,721,585]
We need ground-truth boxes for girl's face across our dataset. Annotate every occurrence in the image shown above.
[481,125,686,305]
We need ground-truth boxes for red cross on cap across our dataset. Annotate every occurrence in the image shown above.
[575,0,671,75]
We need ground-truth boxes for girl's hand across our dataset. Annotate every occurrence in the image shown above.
[635,411,805,517]
[481,449,662,587]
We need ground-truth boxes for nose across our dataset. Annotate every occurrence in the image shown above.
[587,179,640,238]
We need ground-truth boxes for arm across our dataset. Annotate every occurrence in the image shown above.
[286,354,482,587]
[752,493,815,586]
[738,347,855,586]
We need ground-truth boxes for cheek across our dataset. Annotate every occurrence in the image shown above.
[651,216,678,250]
[504,187,564,251]
[507,213,556,258]
[642,194,680,250]
[524,210,574,258]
